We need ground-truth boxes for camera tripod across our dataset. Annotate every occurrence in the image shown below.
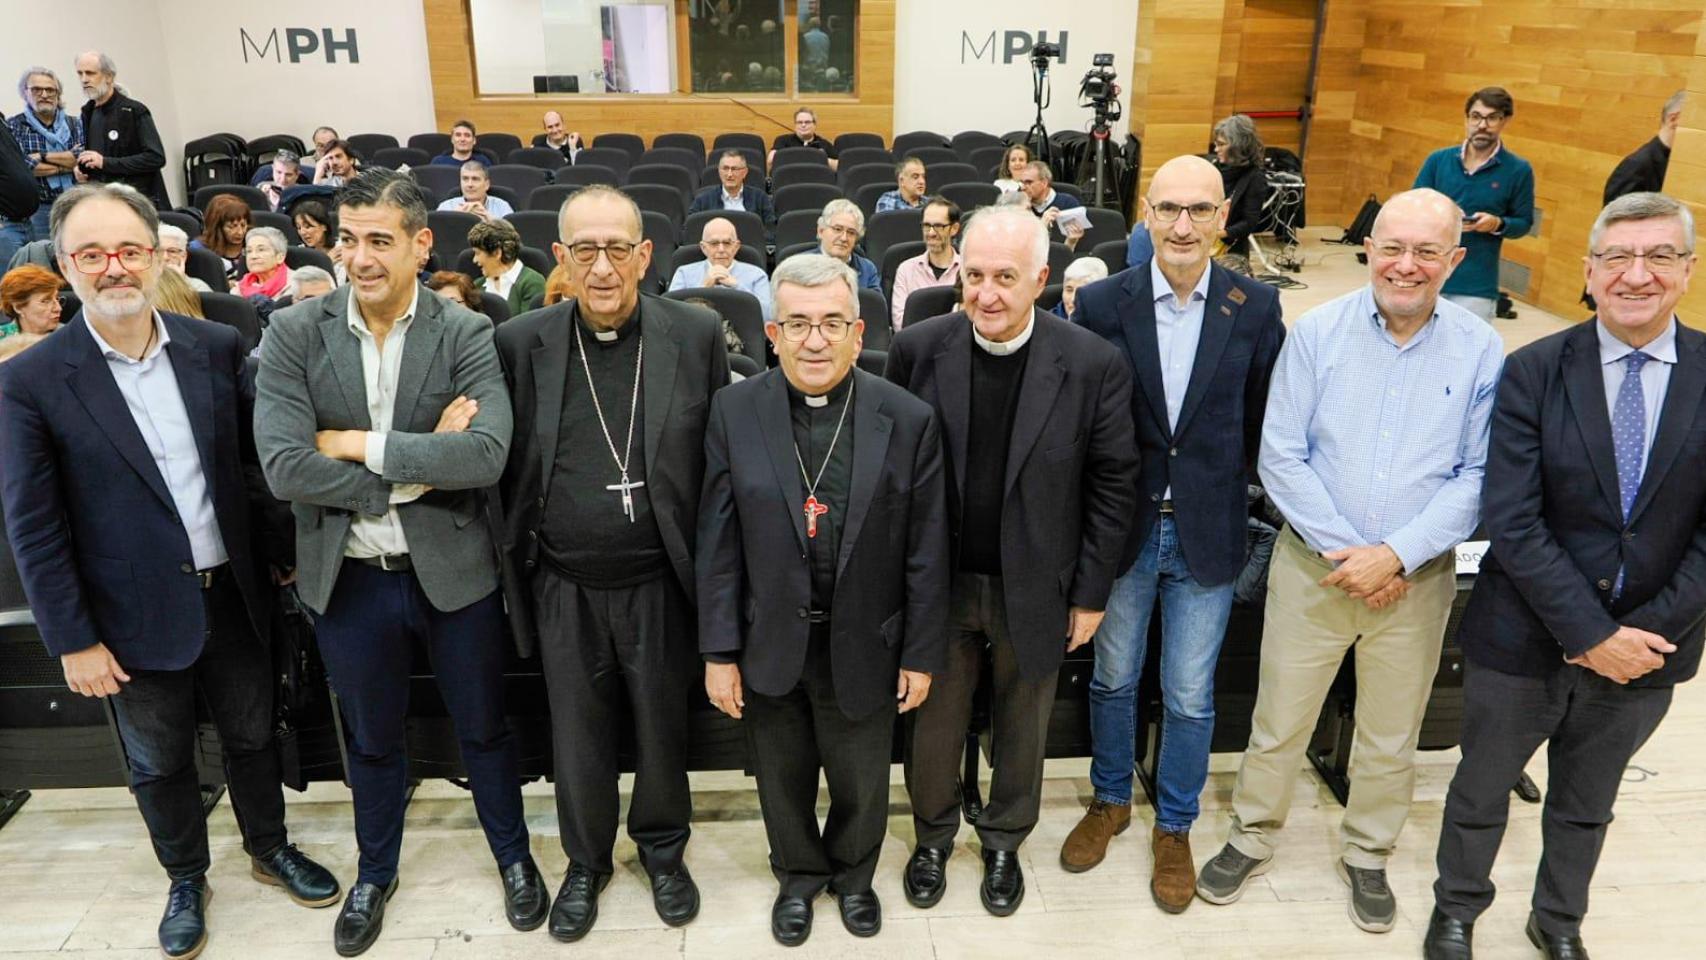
[1084,106,1120,209]
[1026,53,1054,169]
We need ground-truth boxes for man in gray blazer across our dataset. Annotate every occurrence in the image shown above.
[254,170,545,957]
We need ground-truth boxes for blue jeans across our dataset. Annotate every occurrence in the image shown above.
[1087,515,1235,830]
[0,205,51,268]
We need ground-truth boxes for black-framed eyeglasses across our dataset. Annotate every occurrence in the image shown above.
[566,240,639,265]
[66,245,155,274]
[778,319,851,342]
[1466,112,1505,127]
[701,238,737,248]
[26,86,58,96]
[1149,200,1223,223]
[922,222,954,232]
[1591,247,1692,274]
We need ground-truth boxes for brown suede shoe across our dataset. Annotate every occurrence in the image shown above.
[1150,827,1196,914]
[1059,800,1131,873]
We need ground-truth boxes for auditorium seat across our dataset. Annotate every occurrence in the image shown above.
[768,164,836,191]
[476,132,524,159]
[864,209,924,267]
[625,164,696,205]
[372,147,431,170]
[502,211,560,253]
[662,286,766,369]
[1047,241,1074,281]
[901,285,958,328]
[926,162,982,188]
[158,209,201,238]
[426,210,482,269]
[1039,283,1063,312]
[682,209,766,251]
[407,132,452,157]
[966,145,1007,178]
[285,245,335,274]
[775,209,824,250]
[837,147,895,171]
[477,291,511,324]
[1053,181,1084,200]
[193,184,268,213]
[697,164,722,190]
[527,184,581,212]
[252,210,299,244]
[410,165,462,198]
[728,353,762,378]
[856,288,890,351]
[347,133,400,158]
[592,132,646,164]
[486,185,522,210]
[833,132,885,152]
[855,348,887,376]
[951,130,1004,162]
[774,241,818,266]
[625,183,686,233]
[879,240,927,307]
[197,291,262,352]
[507,146,569,171]
[1079,207,1129,252]
[652,132,706,157]
[487,164,549,196]
[184,247,227,293]
[1091,238,1132,275]
[904,146,958,168]
[938,182,1000,212]
[851,182,893,220]
[182,133,248,195]
[771,182,842,218]
[838,162,896,197]
[640,211,676,292]
[892,131,950,156]
[572,147,631,180]
[771,147,830,169]
[246,134,307,171]
[553,164,621,190]
[640,147,704,176]
[711,133,766,167]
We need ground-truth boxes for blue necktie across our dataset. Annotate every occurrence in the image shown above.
[1613,350,1651,520]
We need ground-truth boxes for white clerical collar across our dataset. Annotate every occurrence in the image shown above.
[804,393,829,407]
[971,313,1035,355]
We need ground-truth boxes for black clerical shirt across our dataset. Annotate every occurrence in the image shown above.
[788,372,856,612]
[540,305,671,588]
[958,339,1030,574]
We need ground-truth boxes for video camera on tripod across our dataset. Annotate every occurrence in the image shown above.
[1079,53,1122,125]
[1078,53,1124,210]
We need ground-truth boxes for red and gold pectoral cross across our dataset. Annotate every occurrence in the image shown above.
[804,495,830,538]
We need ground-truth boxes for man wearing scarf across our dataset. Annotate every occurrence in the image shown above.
[2,67,83,264]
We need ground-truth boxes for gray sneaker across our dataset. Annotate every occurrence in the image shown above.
[1194,843,1271,905]
[1336,859,1396,933]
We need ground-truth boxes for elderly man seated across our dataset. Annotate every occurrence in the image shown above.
[258,150,302,210]
[667,216,772,320]
[283,265,336,305]
[236,226,292,300]
[156,223,212,291]
[876,157,928,213]
[437,161,513,220]
[814,198,880,291]
[1052,256,1108,321]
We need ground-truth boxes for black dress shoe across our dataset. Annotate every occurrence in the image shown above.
[333,878,398,958]
[836,889,881,937]
[650,865,701,927]
[771,893,814,947]
[548,863,611,943]
[903,846,949,908]
[980,848,1025,917]
[1423,907,1474,960]
[500,858,548,932]
[159,878,211,959]
[252,843,341,908]
[1527,912,1591,960]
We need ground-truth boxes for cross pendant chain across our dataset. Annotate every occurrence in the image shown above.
[804,495,829,539]
[792,378,854,542]
[607,471,646,523]
[574,323,644,522]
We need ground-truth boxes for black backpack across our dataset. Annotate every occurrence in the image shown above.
[1335,194,1381,245]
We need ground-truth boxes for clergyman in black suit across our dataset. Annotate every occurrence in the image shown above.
[1427,192,1706,960]
[494,185,728,941]
[886,205,1140,917]
[698,253,948,947]
[0,183,337,960]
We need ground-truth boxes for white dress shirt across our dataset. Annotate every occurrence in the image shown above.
[346,287,427,558]
[487,258,525,300]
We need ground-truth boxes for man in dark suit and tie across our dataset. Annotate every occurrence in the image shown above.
[0,183,338,959]
[887,206,1139,917]
[1063,155,1284,912]
[1427,192,1705,960]
[686,149,776,235]
[255,170,542,956]
[494,185,727,941]
[698,253,948,946]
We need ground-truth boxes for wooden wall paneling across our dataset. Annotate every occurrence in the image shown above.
[1667,19,1706,328]
[1305,0,1369,223]
[1130,0,1233,196]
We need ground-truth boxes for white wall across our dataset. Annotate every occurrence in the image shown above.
[893,1,1140,144]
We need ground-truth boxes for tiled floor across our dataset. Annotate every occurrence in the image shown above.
[9,235,1681,959]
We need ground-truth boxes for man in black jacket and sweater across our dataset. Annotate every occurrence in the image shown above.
[1602,91,1685,205]
[73,52,168,209]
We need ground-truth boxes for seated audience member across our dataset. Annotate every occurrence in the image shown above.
[668,216,772,319]
[467,218,544,315]
[192,193,249,286]
[151,267,206,318]
[768,107,839,170]
[273,265,335,311]
[687,150,776,232]
[309,125,339,164]
[1126,228,1155,270]
[539,111,580,163]
[1051,256,1108,321]
[424,269,487,315]
[1212,115,1269,258]
[877,157,928,213]
[311,138,356,187]
[236,226,291,300]
[433,119,496,168]
[0,263,63,337]
[889,196,962,330]
[542,261,574,306]
[157,223,211,291]
[258,149,302,210]
[683,294,745,360]
[1021,161,1085,248]
[292,200,335,252]
[0,330,44,361]
[436,160,513,220]
[994,143,1034,193]
[814,198,880,290]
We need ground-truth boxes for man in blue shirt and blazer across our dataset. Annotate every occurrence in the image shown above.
[686,149,776,234]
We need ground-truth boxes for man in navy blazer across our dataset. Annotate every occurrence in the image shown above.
[0,183,337,959]
[1428,192,1705,960]
[1066,155,1284,911]
[686,149,776,234]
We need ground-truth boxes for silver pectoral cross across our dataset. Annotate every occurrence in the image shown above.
[606,472,646,522]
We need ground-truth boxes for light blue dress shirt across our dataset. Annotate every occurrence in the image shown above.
[86,312,228,570]
[1597,317,1676,480]
[667,259,774,321]
[1257,287,1504,573]
[1150,259,1209,499]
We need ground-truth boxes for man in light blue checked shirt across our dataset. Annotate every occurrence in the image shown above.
[1195,189,1505,935]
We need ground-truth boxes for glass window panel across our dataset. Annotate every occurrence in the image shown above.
[469,0,676,95]
[797,0,855,93]
[688,1,785,93]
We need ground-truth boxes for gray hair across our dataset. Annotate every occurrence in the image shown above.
[158,223,189,247]
[78,51,117,76]
[1663,90,1687,121]
[49,182,158,254]
[1213,114,1265,168]
[286,266,335,299]
[1589,191,1696,252]
[961,205,1050,275]
[817,198,864,234]
[336,168,429,234]
[459,159,489,178]
[558,184,644,240]
[246,226,289,256]
[1025,161,1053,184]
[770,253,859,318]
[18,66,62,100]
[1063,257,1109,285]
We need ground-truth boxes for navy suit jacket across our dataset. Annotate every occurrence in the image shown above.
[0,313,273,670]
[1073,262,1284,586]
[1460,319,1706,687]
[687,184,777,231]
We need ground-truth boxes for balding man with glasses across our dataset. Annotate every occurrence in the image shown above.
[1196,188,1504,936]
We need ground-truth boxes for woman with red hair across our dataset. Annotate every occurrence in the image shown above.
[0,264,64,339]
[192,194,250,288]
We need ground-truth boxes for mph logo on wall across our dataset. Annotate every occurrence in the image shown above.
[892,1,1138,143]
[239,27,362,64]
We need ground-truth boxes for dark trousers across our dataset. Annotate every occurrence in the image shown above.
[1434,661,1673,936]
[906,572,1059,852]
[532,568,694,876]
[314,561,529,887]
[109,568,287,882]
[744,631,896,899]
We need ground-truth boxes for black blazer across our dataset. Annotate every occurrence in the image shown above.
[697,368,949,720]
[885,310,1139,682]
[687,184,777,231]
[79,91,168,208]
[1461,319,1706,687]
[1220,163,1269,254]
[494,295,730,653]
[1074,263,1285,586]
[1602,136,1670,206]
[0,314,272,669]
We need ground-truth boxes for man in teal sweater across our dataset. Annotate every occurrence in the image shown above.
[1413,86,1535,322]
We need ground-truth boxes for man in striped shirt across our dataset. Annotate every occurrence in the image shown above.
[1194,188,1505,935]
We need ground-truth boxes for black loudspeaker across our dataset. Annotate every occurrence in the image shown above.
[532,75,580,94]
[0,630,129,790]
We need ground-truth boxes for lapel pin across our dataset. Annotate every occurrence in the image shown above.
[1220,305,1232,315]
